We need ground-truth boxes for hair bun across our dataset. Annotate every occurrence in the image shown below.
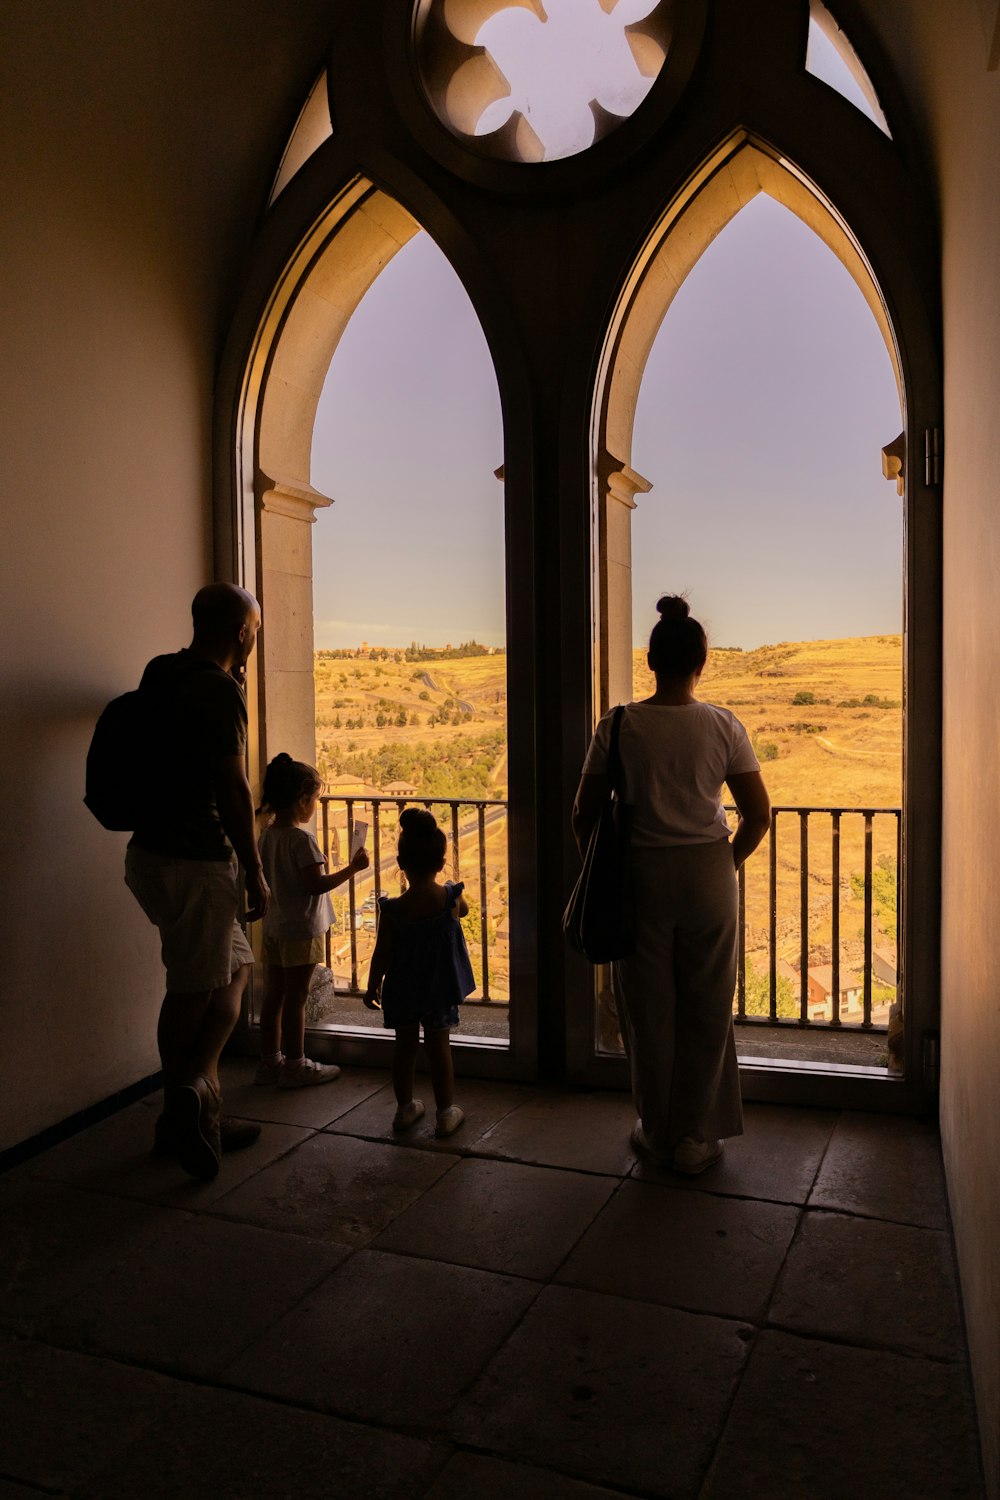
[274,751,293,765]
[656,594,690,622]
[399,806,435,832]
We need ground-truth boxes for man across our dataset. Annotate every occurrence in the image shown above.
[125,583,270,1179]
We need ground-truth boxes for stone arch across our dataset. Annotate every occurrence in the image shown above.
[249,184,427,770]
[593,133,904,707]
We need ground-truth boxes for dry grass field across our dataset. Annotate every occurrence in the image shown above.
[311,636,903,1021]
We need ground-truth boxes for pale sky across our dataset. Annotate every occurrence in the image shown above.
[310,2,900,652]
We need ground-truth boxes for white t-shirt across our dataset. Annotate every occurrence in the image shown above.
[259,825,333,940]
[582,701,760,848]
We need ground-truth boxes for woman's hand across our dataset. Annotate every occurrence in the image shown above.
[351,847,370,873]
[362,988,381,1011]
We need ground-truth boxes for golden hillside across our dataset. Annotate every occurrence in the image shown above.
[634,634,903,808]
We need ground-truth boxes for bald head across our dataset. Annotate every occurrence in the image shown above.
[190,583,261,671]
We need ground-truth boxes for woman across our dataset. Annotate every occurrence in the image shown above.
[573,596,771,1174]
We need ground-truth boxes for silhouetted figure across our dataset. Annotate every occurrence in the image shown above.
[573,595,771,1173]
[125,583,269,1179]
[364,808,472,1138]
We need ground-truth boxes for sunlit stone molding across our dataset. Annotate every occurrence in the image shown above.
[259,483,332,771]
[596,450,652,712]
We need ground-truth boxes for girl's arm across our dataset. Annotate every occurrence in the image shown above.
[299,846,370,895]
[364,910,393,1008]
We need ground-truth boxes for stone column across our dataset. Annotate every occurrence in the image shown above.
[258,480,332,770]
[597,451,653,713]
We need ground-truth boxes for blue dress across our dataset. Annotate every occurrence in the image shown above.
[377,881,476,1030]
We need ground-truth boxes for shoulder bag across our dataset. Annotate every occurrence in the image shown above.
[563,704,635,963]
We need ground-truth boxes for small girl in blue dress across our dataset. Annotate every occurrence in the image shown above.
[363,807,473,1137]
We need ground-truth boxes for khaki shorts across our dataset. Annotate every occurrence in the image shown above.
[125,845,255,993]
[262,933,326,968]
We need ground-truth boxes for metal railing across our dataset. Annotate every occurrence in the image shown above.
[731,805,901,1031]
[318,794,508,1003]
[317,795,900,1029]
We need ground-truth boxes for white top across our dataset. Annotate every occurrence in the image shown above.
[582,701,759,848]
[259,825,333,941]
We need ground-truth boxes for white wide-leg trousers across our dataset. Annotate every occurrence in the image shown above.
[613,838,743,1153]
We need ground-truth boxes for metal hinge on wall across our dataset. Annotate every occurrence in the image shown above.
[924,428,943,487]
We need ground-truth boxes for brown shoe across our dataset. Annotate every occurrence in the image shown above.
[170,1075,221,1180]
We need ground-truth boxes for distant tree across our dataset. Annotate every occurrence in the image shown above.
[742,964,797,1019]
[852,854,897,940]
[333,714,342,729]
[396,708,407,726]
[792,691,815,705]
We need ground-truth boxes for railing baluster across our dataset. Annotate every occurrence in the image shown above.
[831,811,841,1026]
[737,860,746,1018]
[478,803,490,1002]
[769,811,778,1023]
[451,802,460,882]
[346,799,358,994]
[372,801,382,899]
[322,796,331,970]
[863,812,873,1027]
[895,810,902,1014]
[799,810,809,1025]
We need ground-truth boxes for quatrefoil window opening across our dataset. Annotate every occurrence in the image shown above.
[415,0,672,164]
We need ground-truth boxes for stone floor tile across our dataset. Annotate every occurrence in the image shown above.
[0,1480,65,1499]
[768,1209,965,1359]
[77,1381,447,1500]
[422,1451,637,1499]
[326,1078,533,1152]
[373,1157,617,1280]
[15,1099,312,1209]
[557,1180,799,1322]
[631,1104,837,1205]
[208,1132,456,1245]
[703,1330,985,1500]
[0,1336,177,1493]
[474,1091,638,1175]
[215,1060,390,1128]
[0,1178,185,1334]
[450,1284,751,1498]
[39,1215,348,1377]
[225,1248,538,1430]
[808,1112,948,1228]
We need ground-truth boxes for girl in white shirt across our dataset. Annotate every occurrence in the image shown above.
[256,754,368,1088]
[573,596,771,1174]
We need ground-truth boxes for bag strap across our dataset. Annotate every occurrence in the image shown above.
[607,704,626,797]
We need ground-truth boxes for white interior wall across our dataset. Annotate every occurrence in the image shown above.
[0,0,332,1150]
[864,3,1000,1491]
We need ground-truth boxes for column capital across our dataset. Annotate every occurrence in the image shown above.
[598,449,653,509]
[881,432,905,496]
[260,480,334,523]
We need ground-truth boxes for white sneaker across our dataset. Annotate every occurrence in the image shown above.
[673,1136,724,1174]
[392,1100,426,1132]
[277,1057,341,1089]
[434,1105,465,1139]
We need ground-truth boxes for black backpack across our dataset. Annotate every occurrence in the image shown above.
[84,684,162,831]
